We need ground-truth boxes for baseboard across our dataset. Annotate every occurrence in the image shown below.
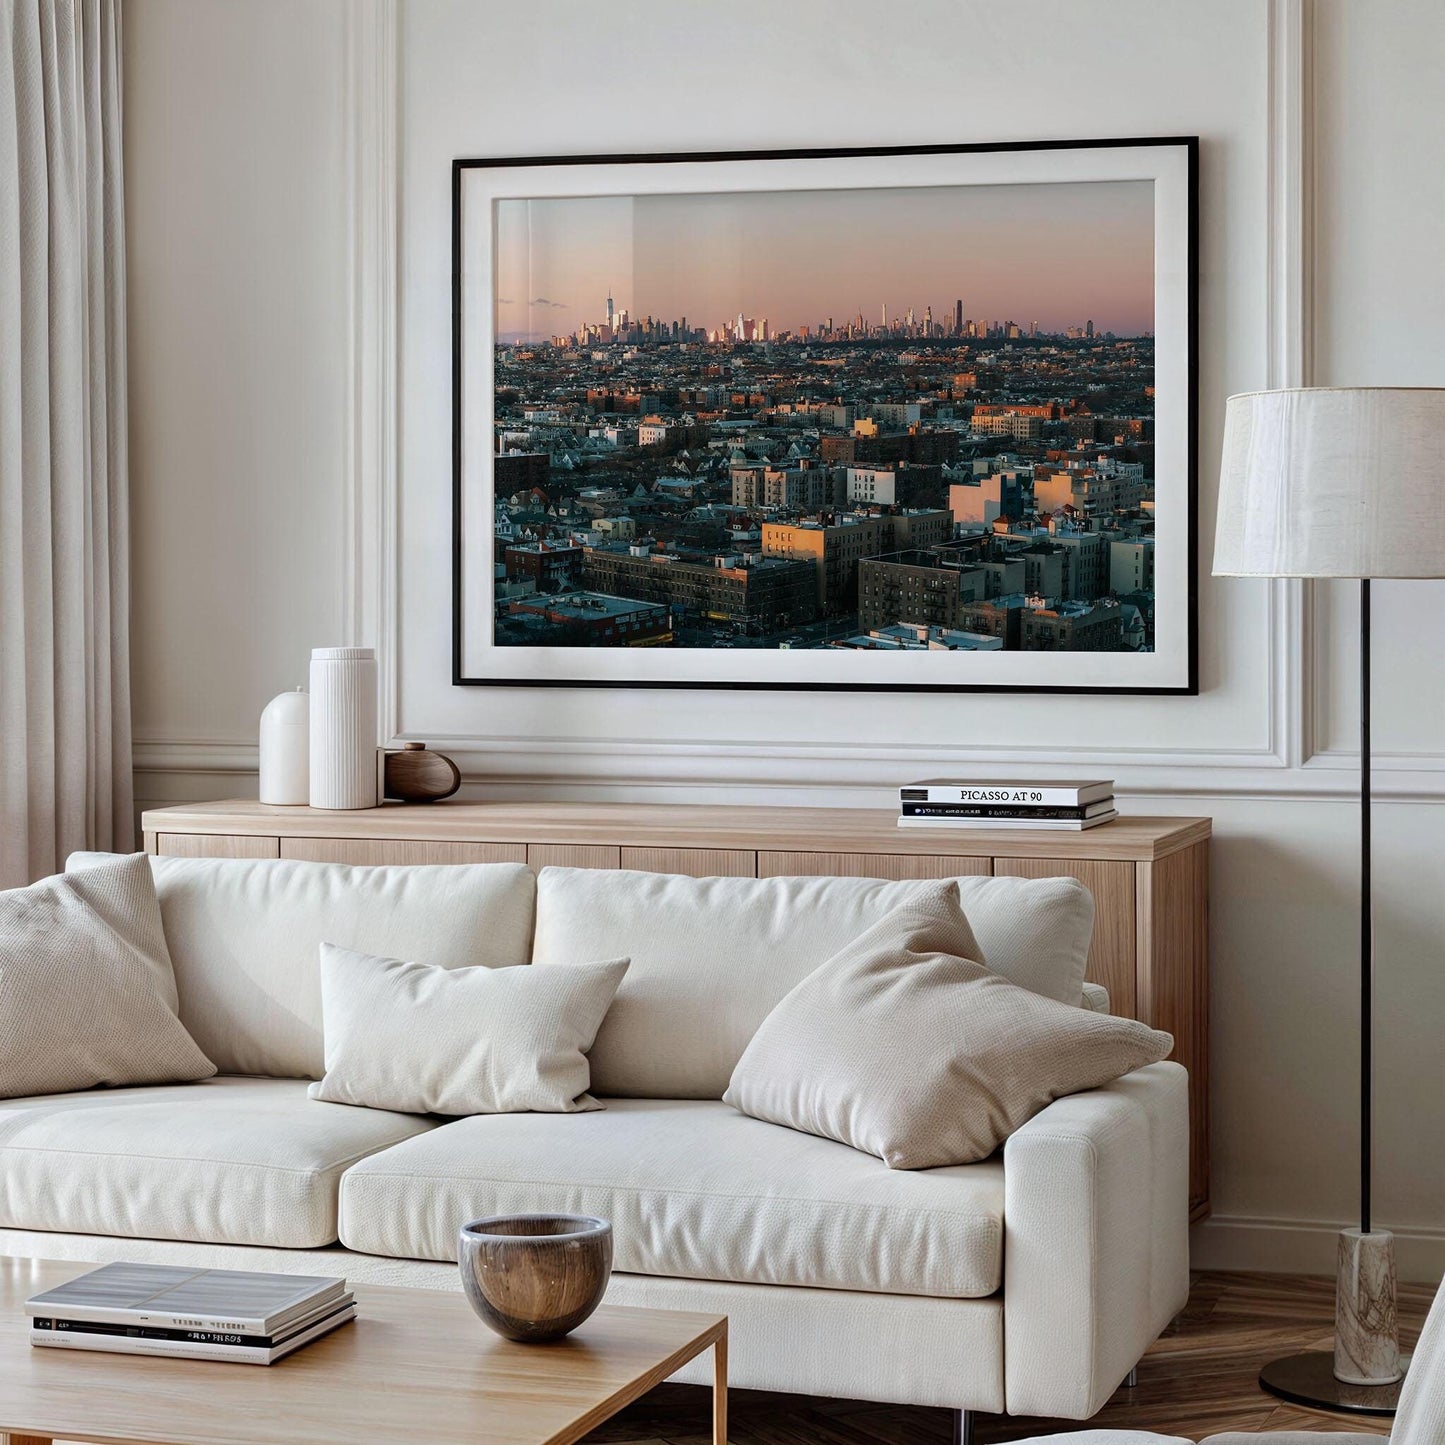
[1193,1214,1445,1282]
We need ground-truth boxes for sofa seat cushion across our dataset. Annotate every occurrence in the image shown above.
[0,1076,437,1248]
[338,1098,1004,1298]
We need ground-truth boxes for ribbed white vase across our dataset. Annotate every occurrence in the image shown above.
[308,647,378,810]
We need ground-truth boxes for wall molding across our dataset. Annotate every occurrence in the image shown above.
[131,735,1445,804]
[1265,0,1315,770]
[341,0,399,735]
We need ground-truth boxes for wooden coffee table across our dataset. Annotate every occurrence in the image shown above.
[0,1258,727,1445]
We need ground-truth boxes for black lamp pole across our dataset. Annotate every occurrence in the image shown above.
[1360,577,1372,1239]
[1258,575,1403,1415]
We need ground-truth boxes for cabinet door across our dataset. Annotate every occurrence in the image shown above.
[1139,842,1210,1220]
[526,844,621,871]
[155,833,279,859]
[618,848,755,877]
[757,852,990,880]
[279,838,526,866]
[992,858,1136,1016]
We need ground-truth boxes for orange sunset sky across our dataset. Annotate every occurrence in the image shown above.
[494,178,1154,343]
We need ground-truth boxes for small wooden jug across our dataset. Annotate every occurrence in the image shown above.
[383,742,461,803]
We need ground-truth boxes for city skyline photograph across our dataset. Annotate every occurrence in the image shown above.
[458,140,1195,692]
[494,179,1155,344]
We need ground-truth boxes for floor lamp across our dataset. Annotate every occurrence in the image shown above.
[1214,387,1445,1414]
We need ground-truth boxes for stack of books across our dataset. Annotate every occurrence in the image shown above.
[27,1262,355,1365]
[899,779,1118,831]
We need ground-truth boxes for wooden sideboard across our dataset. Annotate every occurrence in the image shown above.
[142,800,1211,1219]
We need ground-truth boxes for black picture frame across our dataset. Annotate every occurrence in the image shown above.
[453,136,1198,695]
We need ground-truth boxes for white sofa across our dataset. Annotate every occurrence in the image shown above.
[0,855,1190,1424]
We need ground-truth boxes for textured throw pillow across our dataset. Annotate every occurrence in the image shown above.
[724,882,1172,1169]
[0,854,217,1099]
[308,944,629,1115]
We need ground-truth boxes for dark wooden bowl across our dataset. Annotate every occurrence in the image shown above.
[383,742,461,803]
[458,1215,613,1343]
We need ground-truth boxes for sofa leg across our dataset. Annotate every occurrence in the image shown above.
[950,1409,974,1445]
[1125,1366,1139,1389]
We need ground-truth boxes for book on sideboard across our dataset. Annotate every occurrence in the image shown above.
[898,809,1119,832]
[902,800,1117,823]
[900,779,1115,807]
[898,779,1116,829]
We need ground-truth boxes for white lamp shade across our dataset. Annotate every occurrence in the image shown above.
[1213,387,1445,578]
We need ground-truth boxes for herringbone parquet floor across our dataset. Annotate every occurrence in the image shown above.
[584,1271,1435,1445]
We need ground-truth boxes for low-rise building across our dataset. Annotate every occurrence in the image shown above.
[504,591,671,646]
[865,402,923,427]
[831,623,1002,651]
[582,548,817,631]
[494,451,550,493]
[846,463,944,509]
[857,550,987,632]
[503,541,583,594]
[1020,596,1125,651]
[950,471,1026,528]
[1110,537,1156,594]
[594,516,637,542]
[820,427,960,467]
[762,516,883,612]
[959,595,1025,649]
[971,411,1043,440]
[1033,463,1148,517]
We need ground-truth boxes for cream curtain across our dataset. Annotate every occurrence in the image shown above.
[0,0,132,888]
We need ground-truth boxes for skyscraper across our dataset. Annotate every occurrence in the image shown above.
[955,298,963,335]
[606,291,614,330]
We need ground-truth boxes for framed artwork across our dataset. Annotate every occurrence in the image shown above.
[454,137,1197,693]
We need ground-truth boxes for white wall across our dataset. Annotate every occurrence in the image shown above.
[125,0,350,800]
[125,0,1445,1276]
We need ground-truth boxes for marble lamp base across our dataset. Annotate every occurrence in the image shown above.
[1260,1228,1406,1416]
[1336,1228,1403,1386]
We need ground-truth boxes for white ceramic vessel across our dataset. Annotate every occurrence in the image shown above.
[308,646,378,810]
[258,687,310,805]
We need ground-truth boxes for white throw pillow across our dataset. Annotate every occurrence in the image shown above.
[308,943,629,1116]
[532,866,1095,1099]
[66,853,537,1080]
[724,882,1172,1169]
[0,855,216,1099]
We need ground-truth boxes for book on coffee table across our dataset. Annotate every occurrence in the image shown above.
[26,1261,354,1365]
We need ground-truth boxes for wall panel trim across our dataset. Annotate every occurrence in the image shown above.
[342,0,399,740]
[131,736,1445,803]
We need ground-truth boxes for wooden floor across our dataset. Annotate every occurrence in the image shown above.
[585,1271,1435,1445]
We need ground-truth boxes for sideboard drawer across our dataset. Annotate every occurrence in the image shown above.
[526,844,621,871]
[154,832,279,859]
[279,838,526,866]
[618,847,755,877]
[757,851,991,880]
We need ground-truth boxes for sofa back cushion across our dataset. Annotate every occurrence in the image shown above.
[68,854,536,1079]
[531,867,1094,1099]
